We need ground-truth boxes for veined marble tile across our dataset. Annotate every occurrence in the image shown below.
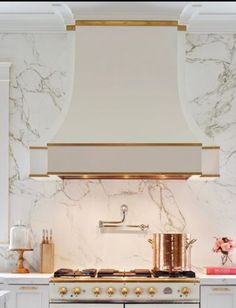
[0,33,236,271]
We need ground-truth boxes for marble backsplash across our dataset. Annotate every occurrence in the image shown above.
[0,32,236,272]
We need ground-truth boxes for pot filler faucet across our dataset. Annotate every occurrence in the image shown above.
[99,204,149,231]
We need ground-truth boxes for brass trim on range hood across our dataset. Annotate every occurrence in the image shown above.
[75,20,179,27]
[66,20,187,31]
[46,172,202,180]
[47,142,202,147]
[29,143,220,180]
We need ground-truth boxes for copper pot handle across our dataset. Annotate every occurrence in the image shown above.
[185,238,197,250]
[148,234,158,271]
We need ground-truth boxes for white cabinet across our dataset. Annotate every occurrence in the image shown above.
[0,291,10,308]
[6,285,48,308]
[201,286,236,308]
[0,296,6,308]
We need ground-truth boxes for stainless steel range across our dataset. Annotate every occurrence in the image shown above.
[49,268,200,307]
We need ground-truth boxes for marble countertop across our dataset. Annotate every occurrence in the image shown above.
[0,291,9,297]
[0,291,10,303]
[197,273,236,285]
[0,273,52,284]
[0,272,236,285]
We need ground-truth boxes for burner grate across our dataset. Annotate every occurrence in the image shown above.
[53,268,195,279]
[97,269,152,278]
[152,270,196,278]
[54,268,97,278]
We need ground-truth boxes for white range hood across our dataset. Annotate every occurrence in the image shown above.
[30,21,219,180]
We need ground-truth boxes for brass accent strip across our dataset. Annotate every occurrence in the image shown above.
[200,174,220,178]
[30,174,49,178]
[30,146,47,150]
[60,176,191,180]
[47,172,202,180]
[202,146,220,150]
[47,143,202,147]
[50,277,199,283]
[177,25,187,31]
[66,25,76,31]
[48,172,202,175]
[75,20,179,27]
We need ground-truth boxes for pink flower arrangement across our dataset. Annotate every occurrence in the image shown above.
[213,237,236,265]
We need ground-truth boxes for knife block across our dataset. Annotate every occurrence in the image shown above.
[40,243,54,273]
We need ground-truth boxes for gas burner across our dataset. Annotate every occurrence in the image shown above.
[54,268,97,278]
[97,269,152,278]
[152,270,196,278]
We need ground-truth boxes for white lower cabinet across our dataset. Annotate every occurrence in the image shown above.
[6,285,49,308]
[201,286,236,308]
[0,297,5,308]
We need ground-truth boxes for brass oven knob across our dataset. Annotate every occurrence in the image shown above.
[59,287,68,296]
[181,287,190,296]
[73,287,81,296]
[93,287,101,297]
[107,287,115,296]
[121,287,129,296]
[135,287,142,297]
[148,287,156,296]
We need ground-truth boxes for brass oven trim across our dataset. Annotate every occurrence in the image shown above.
[50,277,199,283]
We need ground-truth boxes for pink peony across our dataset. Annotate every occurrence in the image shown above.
[213,237,236,255]
[216,239,224,247]
[213,244,220,252]
[221,242,231,253]
[230,240,236,248]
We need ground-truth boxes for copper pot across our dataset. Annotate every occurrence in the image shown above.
[148,233,196,272]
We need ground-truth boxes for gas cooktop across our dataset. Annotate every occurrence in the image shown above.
[50,268,199,304]
[53,268,196,279]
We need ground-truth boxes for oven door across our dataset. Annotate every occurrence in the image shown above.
[125,304,199,307]
[50,305,123,308]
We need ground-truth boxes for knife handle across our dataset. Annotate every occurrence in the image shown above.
[50,229,53,243]
[42,229,46,244]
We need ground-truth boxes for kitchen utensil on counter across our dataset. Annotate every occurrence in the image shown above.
[40,228,54,273]
[9,221,33,273]
[148,233,197,272]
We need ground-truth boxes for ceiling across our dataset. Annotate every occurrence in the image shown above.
[0,2,236,32]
